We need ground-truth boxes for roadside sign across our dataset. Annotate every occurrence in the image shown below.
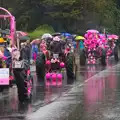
[0,68,9,85]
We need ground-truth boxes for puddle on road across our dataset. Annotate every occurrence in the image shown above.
[66,63,120,120]
[0,72,74,119]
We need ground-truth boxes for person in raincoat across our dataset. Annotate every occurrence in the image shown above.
[40,40,49,59]
[4,45,12,68]
[40,40,47,52]
[19,40,32,64]
[46,37,53,50]
[19,43,26,60]
[50,36,62,54]
[79,40,84,50]
[32,43,38,61]
[73,41,76,49]
[12,46,20,61]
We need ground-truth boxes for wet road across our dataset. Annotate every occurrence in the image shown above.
[65,63,120,120]
[0,57,119,120]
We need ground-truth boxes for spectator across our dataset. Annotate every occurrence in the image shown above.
[32,43,38,61]
[20,40,32,63]
[4,45,12,67]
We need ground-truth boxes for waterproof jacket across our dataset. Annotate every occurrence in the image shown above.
[80,41,84,50]
[4,48,12,66]
[50,41,62,54]
[32,44,38,59]
[20,45,31,61]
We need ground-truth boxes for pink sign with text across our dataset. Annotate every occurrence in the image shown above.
[0,68,9,85]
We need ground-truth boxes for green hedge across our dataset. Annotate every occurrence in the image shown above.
[29,24,55,39]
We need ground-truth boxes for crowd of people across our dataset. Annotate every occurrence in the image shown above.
[0,34,75,69]
[0,39,31,68]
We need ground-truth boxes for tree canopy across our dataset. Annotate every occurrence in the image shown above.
[1,0,120,34]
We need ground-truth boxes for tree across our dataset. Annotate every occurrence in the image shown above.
[3,0,120,34]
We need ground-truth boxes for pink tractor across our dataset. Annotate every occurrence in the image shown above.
[45,55,65,87]
[0,7,16,91]
[36,36,77,86]
[0,8,33,102]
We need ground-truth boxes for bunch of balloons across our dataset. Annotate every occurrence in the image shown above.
[84,32,100,64]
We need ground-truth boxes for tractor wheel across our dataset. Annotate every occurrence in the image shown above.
[13,69,29,102]
[66,53,76,80]
[24,75,33,101]
[36,52,46,81]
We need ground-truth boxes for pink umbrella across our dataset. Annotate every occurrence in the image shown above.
[87,29,99,33]
[31,39,41,44]
[16,31,28,37]
[108,34,119,40]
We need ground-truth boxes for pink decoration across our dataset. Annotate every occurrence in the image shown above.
[60,62,65,68]
[33,53,37,61]
[27,70,30,75]
[84,31,101,64]
[46,60,51,65]
[51,73,57,86]
[46,73,51,79]
[0,78,9,85]
[9,75,14,81]
[87,30,99,33]
[108,34,119,40]
[46,73,51,86]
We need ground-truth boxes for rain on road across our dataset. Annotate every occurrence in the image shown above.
[0,57,119,120]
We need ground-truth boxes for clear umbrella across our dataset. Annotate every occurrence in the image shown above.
[41,33,52,39]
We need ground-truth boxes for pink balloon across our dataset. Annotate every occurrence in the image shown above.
[84,34,88,38]
[57,74,62,79]
[46,73,51,79]
[88,34,93,39]
[52,73,57,80]
[60,62,65,68]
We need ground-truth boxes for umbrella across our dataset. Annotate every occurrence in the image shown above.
[0,38,6,43]
[5,29,10,34]
[87,30,99,33]
[72,34,77,38]
[1,30,10,35]
[31,39,41,44]
[108,34,119,40]
[61,32,71,37]
[19,36,30,41]
[75,36,85,40]
[52,33,61,37]
[41,33,52,39]
[16,31,28,37]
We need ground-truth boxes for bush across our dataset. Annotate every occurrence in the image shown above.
[29,24,55,39]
